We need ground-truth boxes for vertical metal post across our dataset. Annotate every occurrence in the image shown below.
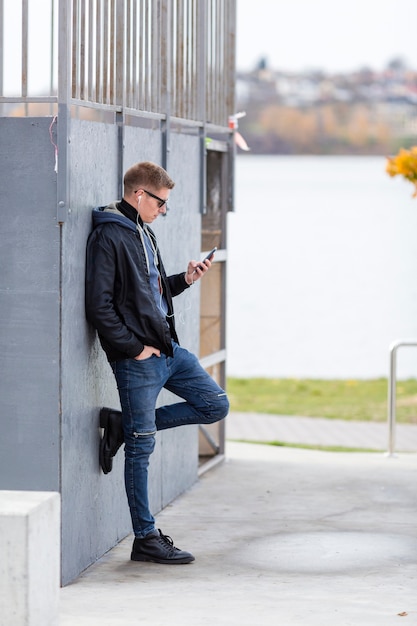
[185,0,192,119]
[115,0,124,108]
[57,0,71,224]
[115,0,125,199]
[161,0,171,170]
[387,344,397,457]
[137,0,143,110]
[219,149,229,456]
[227,0,236,213]
[57,0,72,513]
[79,0,86,101]
[151,0,160,112]
[95,0,102,103]
[0,0,4,101]
[50,0,55,96]
[21,0,28,98]
[71,0,78,99]
[87,0,94,102]
[175,0,183,119]
[125,0,131,108]
[102,1,109,103]
[109,0,115,104]
[226,0,237,122]
[197,0,207,214]
[143,0,149,111]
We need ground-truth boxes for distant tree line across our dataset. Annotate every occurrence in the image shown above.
[241,102,396,155]
[236,59,417,155]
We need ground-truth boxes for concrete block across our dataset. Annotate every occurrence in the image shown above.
[0,491,60,626]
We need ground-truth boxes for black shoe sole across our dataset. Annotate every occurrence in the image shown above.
[99,436,112,474]
[99,408,113,474]
[131,552,195,564]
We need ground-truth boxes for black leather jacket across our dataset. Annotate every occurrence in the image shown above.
[85,203,190,362]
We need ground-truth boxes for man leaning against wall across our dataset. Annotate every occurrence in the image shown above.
[85,161,229,564]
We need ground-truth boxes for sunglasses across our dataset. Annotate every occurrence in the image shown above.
[135,188,169,210]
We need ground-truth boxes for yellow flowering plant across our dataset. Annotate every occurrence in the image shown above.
[386,146,417,198]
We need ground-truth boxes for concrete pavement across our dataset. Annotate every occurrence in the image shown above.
[226,412,417,452]
[60,422,417,625]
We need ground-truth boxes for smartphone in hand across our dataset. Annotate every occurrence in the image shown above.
[196,247,217,271]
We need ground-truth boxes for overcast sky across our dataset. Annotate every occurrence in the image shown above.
[236,0,417,73]
[4,0,417,94]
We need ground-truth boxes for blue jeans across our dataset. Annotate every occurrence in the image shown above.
[111,342,229,538]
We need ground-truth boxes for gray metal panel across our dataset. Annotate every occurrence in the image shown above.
[0,117,60,491]
[122,124,163,173]
[60,119,130,584]
[60,121,201,583]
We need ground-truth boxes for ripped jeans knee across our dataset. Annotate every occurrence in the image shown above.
[202,390,230,424]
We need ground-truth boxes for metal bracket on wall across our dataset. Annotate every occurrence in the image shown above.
[56,104,70,224]
[161,116,171,172]
[116,110,124,200]
[199,125,207,214]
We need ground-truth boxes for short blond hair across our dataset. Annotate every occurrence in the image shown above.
[124,161,175,194]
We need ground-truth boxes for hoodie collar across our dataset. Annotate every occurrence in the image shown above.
[117,198,143,228]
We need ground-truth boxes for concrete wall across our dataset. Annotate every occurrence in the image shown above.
[0,115,203,584]
[0,117,60,493]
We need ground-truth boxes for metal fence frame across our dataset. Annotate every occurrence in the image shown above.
[0,0,236,125]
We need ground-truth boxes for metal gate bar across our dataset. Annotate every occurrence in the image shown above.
[387,339,417,456]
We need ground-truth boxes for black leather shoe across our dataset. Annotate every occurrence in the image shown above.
[99,408,124,474]
[131,529,195,564]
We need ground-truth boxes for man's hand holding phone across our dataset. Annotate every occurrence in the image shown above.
[185,247,217,285]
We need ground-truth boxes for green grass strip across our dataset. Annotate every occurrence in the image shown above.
[227,377,417,423]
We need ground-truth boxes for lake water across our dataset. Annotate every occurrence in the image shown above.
[226,155,417,379]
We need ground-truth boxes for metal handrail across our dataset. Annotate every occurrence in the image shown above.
[387,339,417,456]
